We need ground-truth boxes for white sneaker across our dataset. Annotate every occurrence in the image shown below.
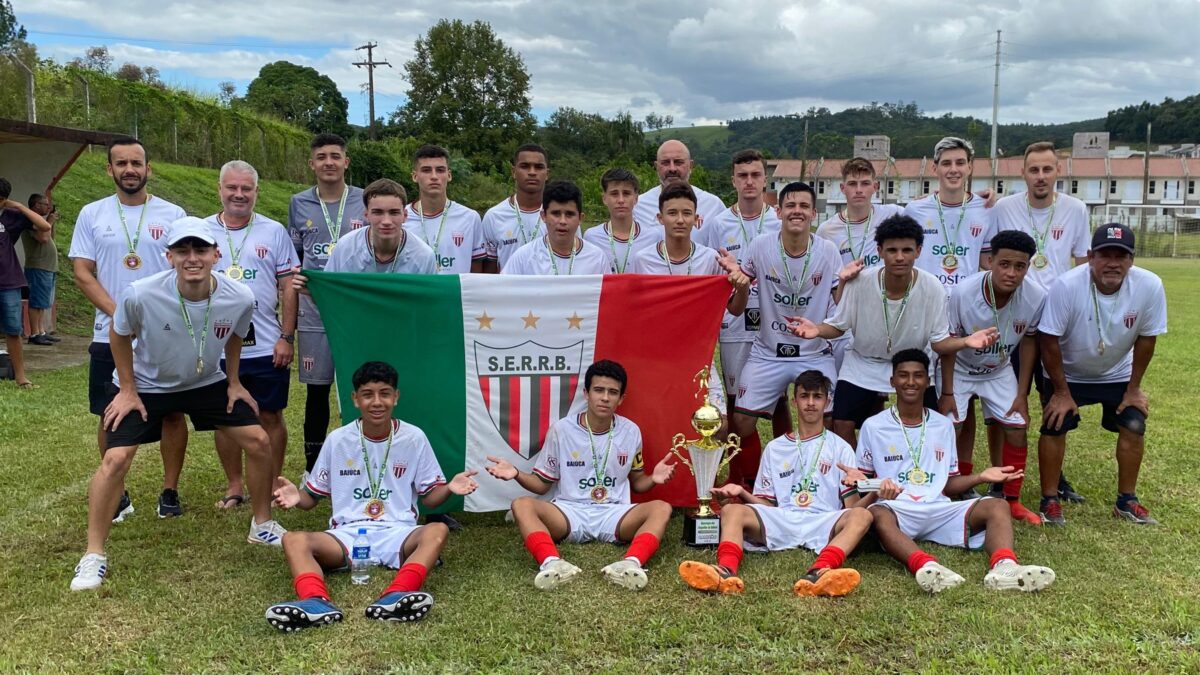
[534,558,581,590]
[248,518,287,546]
[914,561,965,594]
[983,560,1056,592]
[601,558,648,591]
[71,553,108,591]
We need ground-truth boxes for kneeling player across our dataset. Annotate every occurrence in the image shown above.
[485,360,677,591]
[264,361,478,631]
[680,371,871,597]
[858,350,1055,594]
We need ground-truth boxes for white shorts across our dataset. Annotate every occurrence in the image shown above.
[326,520,421,569]
[552,500,637,544]
[870,497,995,550]
[734,352,837,417]
[297,330,335,385]
[945,372,1025,428]
[719,341,753,397]
[744,505,844,553]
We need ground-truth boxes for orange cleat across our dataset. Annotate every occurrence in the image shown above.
[679,561,744,594]
[794,568,862,597]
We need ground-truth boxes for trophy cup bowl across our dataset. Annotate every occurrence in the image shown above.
[671,401,741,547]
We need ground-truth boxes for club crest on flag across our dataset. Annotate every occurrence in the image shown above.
[302,356,314,371]
[149,224,165,240]
[618,453,629,466]
[1013,319,1027,335]
[819,459,832,475]
[475,340,585,459]
[970,223,982,237]
[452,231,465,247]
[392,462,407,478]
[1052,225,1064,240]
[1124,311,1138,328]
[256,245,269,259]
[213,319,233,339]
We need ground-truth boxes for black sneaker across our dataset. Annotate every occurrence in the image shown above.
[28,334,53,346]
[157,489,182,518]
[112,491,134,523]
[45,333,62,343]
[1039,497,1066,526]
[1057,476,1086,503]
[426,513,463,531]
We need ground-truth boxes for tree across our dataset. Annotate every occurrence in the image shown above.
[115,63,144,82]
[393,19,535,170]
[0,0,26,54]
[217,81,238,107]
[83,46,112,73]
[243,61,350,136]
[644,113,674,131]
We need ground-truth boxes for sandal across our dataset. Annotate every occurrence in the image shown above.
[215,494,247,509]
[17,381,38,390]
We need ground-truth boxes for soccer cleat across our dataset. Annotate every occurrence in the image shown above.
[425,512,463,531]
[1057,476,1086,503]
[157,489,182,518]
[984,560,1056,592]
[70,553,108,591]
[248,518,287,546]
[1039,498,1066,526]
[1114,500,1159,525]
[678,561,744,595]
[1009,500,1043,525]
[265,598,343,632]
[365,591,434,623]
[534,558,581,590]
[112,491,134,523]
[601,559,648,591]
[793,568,862,598]
[914,561,964,594]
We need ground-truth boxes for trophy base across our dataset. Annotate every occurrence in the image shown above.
[682,511,721,548]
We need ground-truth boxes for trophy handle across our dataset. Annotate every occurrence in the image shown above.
[717,432,742,472]
[669,433,693,470]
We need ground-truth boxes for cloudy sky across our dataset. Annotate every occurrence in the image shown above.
[14,0,1200,128]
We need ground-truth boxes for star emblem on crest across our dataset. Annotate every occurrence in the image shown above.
[522,311,540,329]
[476,312,494,329]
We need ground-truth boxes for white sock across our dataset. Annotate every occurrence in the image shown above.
[624,556,643,567]
[539,556,560,571]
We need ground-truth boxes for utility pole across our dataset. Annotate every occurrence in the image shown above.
[799,118,810,181]
[1141,121,1152,240]
[990,29,1001,188]
[354,42,391,140]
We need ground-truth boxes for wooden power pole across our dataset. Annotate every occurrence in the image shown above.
[353,42,391,140]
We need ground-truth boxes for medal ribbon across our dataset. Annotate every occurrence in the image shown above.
[1024,194,1057,259]
[1089,278,1113,352]
[217,212,256,269]
[891,407,928,474]
[546,236,576,276]
[418,202,451,270]
[794,429,827,492]
[510,197,540,245]
[584,412,615,492]
[776,233,815,294]
[357,419,395,504]
[984,272,1015,363]
[878,268,915,351]
[657,241,694,275]
[606,221,638,273]
[933,192,970,260]
[735,204,768,248]
[114,194,152,257]
[366,230,404,273]
[316,186,348,246]
[175,277,213,374]
[840,205,873,260]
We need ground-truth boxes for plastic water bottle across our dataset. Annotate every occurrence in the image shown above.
[351,528,370,585]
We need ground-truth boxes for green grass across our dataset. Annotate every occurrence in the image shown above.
[1,260,1198,672]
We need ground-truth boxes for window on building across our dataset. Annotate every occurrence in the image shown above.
[1055,180,1065,192]
[1071,180,1079,193]
[887,180,895,195]
[1110,180,1117,195]
[1149,180,1156,195]
[1189,180,1196,195]
[922,180,930,194]
[818,181,825,195]
[1165,180,1180,200]
[997,180,1005,193]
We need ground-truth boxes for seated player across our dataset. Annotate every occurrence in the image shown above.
[679,370,872,598]
[485,360,677,591]
[857,350,1056,594]
[264,361,479,631]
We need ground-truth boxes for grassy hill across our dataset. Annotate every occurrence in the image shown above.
[45,151,307,333]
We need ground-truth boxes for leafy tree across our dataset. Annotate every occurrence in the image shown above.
[644,113,674,131]
[392,19,535,171]
[244,61,350,136]
[84,46,112,73]
[217,81,238,107]
[115,63,144,82]
[0,0,25,54]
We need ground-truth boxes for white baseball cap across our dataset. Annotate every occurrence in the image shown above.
[165,216,217,247]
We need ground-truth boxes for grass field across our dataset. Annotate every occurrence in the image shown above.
[1,259,1197,672]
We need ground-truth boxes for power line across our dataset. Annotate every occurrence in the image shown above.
[353,42,391,140]
[25,28,334,51]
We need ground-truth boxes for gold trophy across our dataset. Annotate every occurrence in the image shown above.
[671,366,741,547]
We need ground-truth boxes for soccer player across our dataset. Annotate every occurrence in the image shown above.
[287,133,366,480]
[633,139,726,236]
[502,180,613,275]
[0,178,51,388]
[856,349,1056,594]
[481,144,549,272]
[784,215,999,447]
[68,137,190,521]
[583,168,655,273]
[406,144,486,274]
[484,360,678,591]
[816,158,904,372]
[679,370,872,597]
[264,361,479,631]
[1037,224,1168,526]
[71,218,285,591]
[941,231,1045,524]
[205,160,296,509]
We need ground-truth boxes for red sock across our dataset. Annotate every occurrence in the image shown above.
[990,548,1018,568]
[383,562,428,595]
[523,531,559,566]
[293,572,330,601]
[906,550,938,575]
[623,532,660,566]
[959,460,974,477]
[809,545,847,572]
[1001,442,1027,500]
[717,541,744,574]
[737,433,763,490]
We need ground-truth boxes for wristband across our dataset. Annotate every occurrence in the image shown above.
[940,392,954,397]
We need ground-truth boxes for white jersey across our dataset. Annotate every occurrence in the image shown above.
[948,271,1045,379]
[633,184,726,244]
[1038,264,1168,384]
[816,203,904,269]
[628,240,721,275]
[704,205,783,345]
[482,196,546,270]
[68,195,188,343]
[304,419,447,529]
[204,213,294,359]
[857,407,958,504]
[827,267,950,392]
[531,412,644,504]
[741,232,842,360]
[112,270,254,393]
[903,193,993,291]
[501,237,613,276]
[991,192,1090,294]
[325,227,437,275]
[404,200,485,274]
[582,222,657,273]
[752,431,857,513]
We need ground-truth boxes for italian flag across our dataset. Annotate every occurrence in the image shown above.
[306,272,730,511]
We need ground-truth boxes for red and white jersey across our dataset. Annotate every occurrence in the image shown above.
[305,419,447,529]
[582,222,657,273]
[752,430,857,513]
[990,192,1090,294]
[742,232,842,360]
[633,184,726,243]
[405,199,486,274]
[948,271,1045,379]
[501,237,613,276]
[532,412,644,504]
[628,240,721,275]
[482,197,546,270]
[816,203,903,269]
[903,193,994,291]
[857,407,958,504]
[703,205,783,345]
[204,213,294,359]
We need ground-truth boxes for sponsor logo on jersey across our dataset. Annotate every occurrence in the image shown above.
[339,469,362,476]
[566,460,586,467]
[302,356,314,371]
[883,453,903,463]
[163,323,172,331]
[1052,225,1064,240]
[213,319,233,339]
[256,245,269,259]
[1013,319,1027,335]
[778,468,795,478]
[393,462,407,478]
[149,224,165,240]
[777,343,800,357]
[475,340,584,460]
[318,468,329,483]
[546,455,558,469]
[452,231,465,247]
[744,309,761,330]
[1123,311,1138,328]
[760,475,772,489]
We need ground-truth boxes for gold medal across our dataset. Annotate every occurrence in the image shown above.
[1031,253,1048,269]
[327,242,336,256]
[123,252,143,270]
[1098,340,1105,356]
[908,467,929,485]
[226,264,244,281]
[794,490,813,508]
[941,253,959,271]
[365,498,385,519]
[590,485,608,503]
[196,358,204,375]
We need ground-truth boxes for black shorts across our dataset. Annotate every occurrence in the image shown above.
[1009,346,1049,399]
[221,355,290,412]
[832,380,939,428]
[1038,381,1146,437]
[88,342,117,416]
[105,380,261,449]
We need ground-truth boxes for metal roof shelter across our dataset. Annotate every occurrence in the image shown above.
[0,118,125,202]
